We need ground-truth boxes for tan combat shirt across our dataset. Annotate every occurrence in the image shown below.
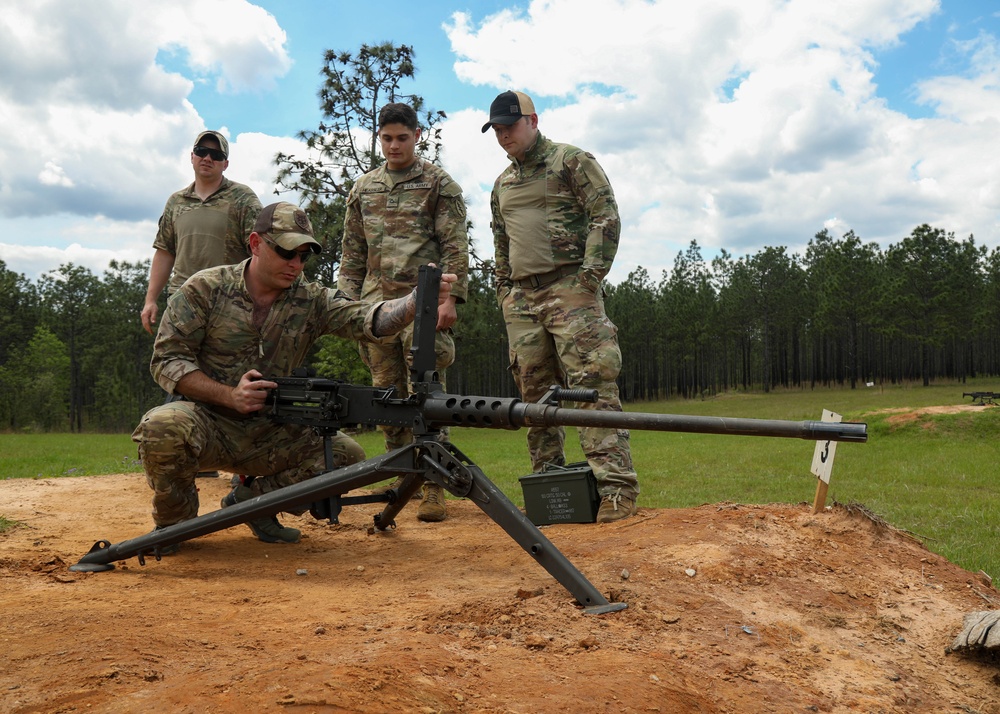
[154,178,262,294]
[490,133,621,297]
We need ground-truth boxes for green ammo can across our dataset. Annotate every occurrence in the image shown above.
[519,462,599,526]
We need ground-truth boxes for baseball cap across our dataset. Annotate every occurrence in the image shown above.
[253,202,322,253]
[481,91,536,133]
[194,130,229,159]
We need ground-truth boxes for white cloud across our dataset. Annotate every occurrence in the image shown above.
[443,0,998,283]
[0,0,296,280]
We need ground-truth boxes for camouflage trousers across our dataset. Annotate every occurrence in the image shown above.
[501,275,638,498]
[131,400,365,527]
[359,322,455,452]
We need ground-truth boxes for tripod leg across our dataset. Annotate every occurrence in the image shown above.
[382,442,626,614]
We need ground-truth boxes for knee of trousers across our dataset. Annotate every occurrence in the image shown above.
[333,435,367,467]
[134,405,204,466]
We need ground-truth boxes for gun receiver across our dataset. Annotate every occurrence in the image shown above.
[71,266,867,616]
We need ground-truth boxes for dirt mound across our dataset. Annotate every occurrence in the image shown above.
[1,474,999,713]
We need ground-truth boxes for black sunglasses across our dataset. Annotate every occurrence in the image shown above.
[193,145,227,162]
[261,234,314,264]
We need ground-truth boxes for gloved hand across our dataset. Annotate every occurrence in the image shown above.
[949,611,1000,651]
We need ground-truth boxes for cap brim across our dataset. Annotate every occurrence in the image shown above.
[272,233,322,254]
[481,115,521,133]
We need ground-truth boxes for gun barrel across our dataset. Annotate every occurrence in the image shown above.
[421,393,867,442]
[518,405,867,442]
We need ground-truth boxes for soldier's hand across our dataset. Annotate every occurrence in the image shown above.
[232,370,277,414]
[437,294,458,330]
[141,302,159,334]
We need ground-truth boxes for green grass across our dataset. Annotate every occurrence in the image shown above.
[2,379,999,579]
[0,433,142,479]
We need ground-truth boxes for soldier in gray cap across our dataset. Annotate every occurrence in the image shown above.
[132,202,458,549]
[482,90,639,523]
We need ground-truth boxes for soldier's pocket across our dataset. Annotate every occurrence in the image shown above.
[507,351,523,391]
[570,317,621,379]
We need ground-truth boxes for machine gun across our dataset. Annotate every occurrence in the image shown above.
[71,266,868,614]
[963,391,998,406]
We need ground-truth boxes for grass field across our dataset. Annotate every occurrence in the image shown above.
[2,380,999,579]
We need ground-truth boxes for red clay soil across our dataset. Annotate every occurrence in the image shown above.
[1,471,999,714]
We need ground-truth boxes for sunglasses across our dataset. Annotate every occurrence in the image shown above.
[193,145,227,162]
[261,234,314,264]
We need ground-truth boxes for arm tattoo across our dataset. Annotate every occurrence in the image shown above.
[373,292,416,337]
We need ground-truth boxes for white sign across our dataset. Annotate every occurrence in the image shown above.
[810,409,842,485]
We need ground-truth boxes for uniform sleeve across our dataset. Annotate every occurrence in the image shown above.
[337,185,368,300]
[237,189,263,253]
[434,177,470,303]
[490,183,512,302]
[152,196,177,254]
[567,151,621,291]
[150,288,208,393]
[316,288,388,343]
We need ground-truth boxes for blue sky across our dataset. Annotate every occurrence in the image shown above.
[0,0,998,286]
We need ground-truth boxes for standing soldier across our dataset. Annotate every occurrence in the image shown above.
[339,103,469,522]
[142,130,261,332]
[482,90,639,523]
[141,130,262,479]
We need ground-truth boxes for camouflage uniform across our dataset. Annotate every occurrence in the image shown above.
[154,177,262,295]
[132,260,383,527]
[491,133,638,499]
[339,159,469,451]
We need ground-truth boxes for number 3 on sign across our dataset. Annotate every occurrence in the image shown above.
[810,409,841,484]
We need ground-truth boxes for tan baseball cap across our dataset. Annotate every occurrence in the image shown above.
[194,130,229,158]
[253,202,322,253]
[481,91,536,133]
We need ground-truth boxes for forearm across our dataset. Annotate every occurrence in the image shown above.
[145,250,175,302]
[372,293,415,337]
[175,370,235,409]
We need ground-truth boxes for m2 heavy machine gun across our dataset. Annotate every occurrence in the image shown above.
[71,267,868,614]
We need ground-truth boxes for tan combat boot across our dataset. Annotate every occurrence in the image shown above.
[596,490,637,524]
[417,482,447,522]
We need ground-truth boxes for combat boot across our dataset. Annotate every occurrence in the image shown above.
[596,490,637,524]
[417,482,447,522]
[220,485,301,544]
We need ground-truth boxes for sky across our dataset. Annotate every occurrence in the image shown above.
[0,0,998,287]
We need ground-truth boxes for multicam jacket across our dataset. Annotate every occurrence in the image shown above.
[151,259,381,394]
[153,177,262,294]
[490,133,621,298]
[339,159,469,303]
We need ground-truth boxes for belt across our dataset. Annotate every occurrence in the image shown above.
[513,265,579,289]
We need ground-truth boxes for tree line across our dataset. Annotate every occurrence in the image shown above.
[1,222,997,433]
